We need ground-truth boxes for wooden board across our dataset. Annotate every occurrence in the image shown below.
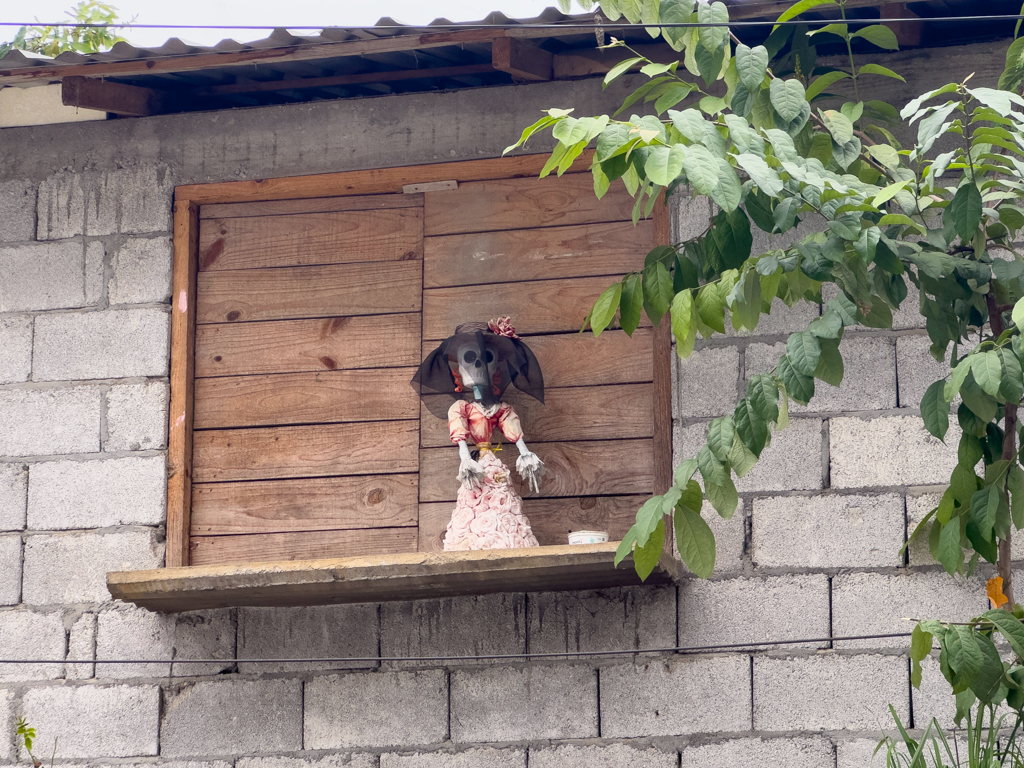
[192,420,419,483]
[194,367,419,429]
[107,544,683,611]
[196,260,422,324]
[418,495,646,551]
[418,439,655,502]
[196,313,421,377]
[200,193,420,220]
[423,275,649,340]
[423,220,653,288]
[423,173,633,236]
[190,526,419,566]
[198,209,423,271]
[191,474,419,535]
[419,384,653,447]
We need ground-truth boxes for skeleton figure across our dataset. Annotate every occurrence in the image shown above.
[413,317,545,550]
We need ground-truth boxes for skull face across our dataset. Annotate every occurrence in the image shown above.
[456,342,496,387]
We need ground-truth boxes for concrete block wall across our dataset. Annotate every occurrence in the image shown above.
[0,41,1005,768]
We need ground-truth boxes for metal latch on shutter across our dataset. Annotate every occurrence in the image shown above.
[402,180,458,193]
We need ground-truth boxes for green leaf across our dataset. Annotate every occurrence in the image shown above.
[937,519,964,576]
[1013,295,1024,330]
[970,352,1005,398]
[1010,464,1024,530]
[735,43,769,90]
[813,337,844,387]
[911,624,933,689]
[774,0,837,30]
[1000,347,1024,403]
[614,525,639,566]
[727,432,759,476]
[711,159,743,213]
[696,283,726,335]
[967,631,1005,704]
[947,184,983,243]
[697,1,729,53]
[697,444,729,486]
[770,78,806,123]
[982,610,1024,658]
[619,273,644,336]
[633,517,666,580]
[706,475,739,519]
[644,144,687,186]
[871,179,911,207]
[589,282,622,337]
[675,458,699,488]
[921,380,951,441]
[734,398,769,457]
[707,416,737,463]
[604,57,644,88]
[787,330,822,377]
[671,289,697,358]
[970,485,1001,539]
[778,354,815,405]
[819,109,854,145]
[735,153,784,197]
[852,24,900,50]
[642,261,674,325]
[857,63,905,82]
[806,70,850,101]
[674,502,717,578]
[683,144,722,197]
[747,374,780,423]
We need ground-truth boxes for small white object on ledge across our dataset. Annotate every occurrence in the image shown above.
[568,530,609,545]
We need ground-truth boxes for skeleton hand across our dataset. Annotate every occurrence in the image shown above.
[515,438,545,494]
[456,441,485,490]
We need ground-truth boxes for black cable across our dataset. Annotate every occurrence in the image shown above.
[0,631,912,665]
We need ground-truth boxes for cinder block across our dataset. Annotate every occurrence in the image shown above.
[0,387,101,457]
[730,297,822,338]
[67,611,97,680]
[85,168,174,236]
[0,609,65,681]
[381,594,523,667]
[600,655,751,737]
[896,334,951,409]
[526,585,674,656]
[530,744,676,768]
[830,415,959,488]
[105,381,169,451]
[0,180,35,242]
[679,737,834,768]
[904,489,1022,566]
[27,456,166,530]
[305,669,447,749]
[0,315,32,384]
[85,241,104,306]
[381,749,525,768]
[832,571,985,649]
[162,679,302,756]
[240,756,376,768]
[22,529,163,605]
[22,684,159,758]
[836,739,888,768]
[109,237,173,305]
[677,346,740,418]
[675,418,824,493]
[911,654,962,730]
[0,535,22,606]
[0,688,13,762]
[33,308,170,381]
[36,173,85,240]
[745,335,897,413]
[698,498,745,574]
[753,654,909,731]
[678,574,830,650]
[0,241,85,312]
[0,464,27,530]
[238,604,378,673]
[751,493,905,569]
[97,605,234,679]
[450,663,597,742]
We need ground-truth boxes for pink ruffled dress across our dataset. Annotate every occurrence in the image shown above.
[443,400,540,551]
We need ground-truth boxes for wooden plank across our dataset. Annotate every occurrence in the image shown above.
[166,200,200,568]
[423,275,647,339]
[418,438,654,502]
[198,208,423,271]
[197,313,421,377]
[423,220,653,288]
[190,526,419,566]
[107,544,684,611]
[200,193,420,220]
[191,474,419,535]
[194,368,419,429]
[177,153,590,206]
[196,260,421,324]
[420,383,653,447]
[492,38,553,81]
[419,495,645,551]
[423,173,634,236]
[193,420,419,483]
[61,75,165,116]
[652,197,674,496]
[195,64,494,96]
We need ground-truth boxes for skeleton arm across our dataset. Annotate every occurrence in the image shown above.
[455,440,485,489]
[515,437,545,494]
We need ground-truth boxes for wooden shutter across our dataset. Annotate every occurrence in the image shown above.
[176,162,666,566]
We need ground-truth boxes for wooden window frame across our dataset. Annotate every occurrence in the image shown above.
[112,153,679,610]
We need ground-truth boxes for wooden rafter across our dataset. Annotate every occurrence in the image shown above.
[61,75,165,116]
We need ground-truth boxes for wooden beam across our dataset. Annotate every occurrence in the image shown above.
[492,38,553,81]
[61,75,165,116]
[166,199,200,568]
[881,3,923,48]
[553,44,678,79]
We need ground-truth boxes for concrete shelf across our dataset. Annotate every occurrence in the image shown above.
[107,543,683,612]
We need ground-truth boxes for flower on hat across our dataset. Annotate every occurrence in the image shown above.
[488,316,519,339]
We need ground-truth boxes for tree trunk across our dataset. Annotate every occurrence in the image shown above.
[987,294,1016,609]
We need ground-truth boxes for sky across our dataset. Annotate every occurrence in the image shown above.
[0,0,570,49]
